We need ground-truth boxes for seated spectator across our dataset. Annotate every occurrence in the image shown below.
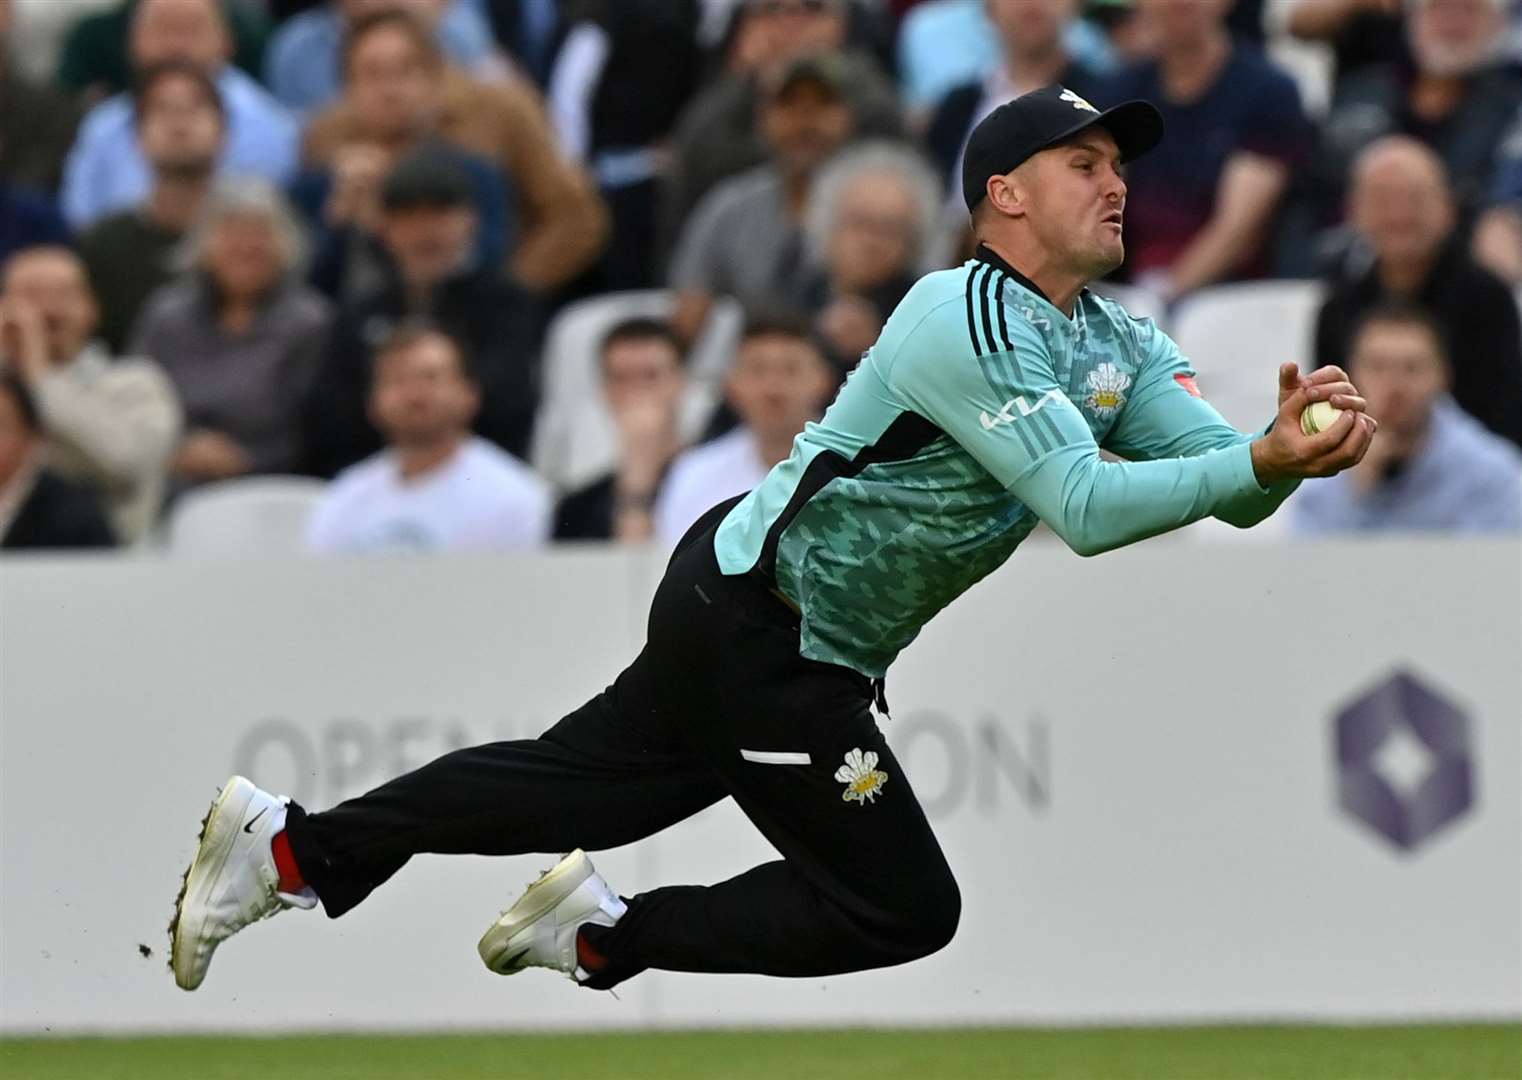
[55,0,269,100]
[661,0,902,253]
[0,246,180,541]
[555,317,689,542]
[1280,0,1407,90]
[1303,0,1522,244]
[0,373,117,550]
[669,53,860,342]
[303,9,607,293]
[1314,137,1522,448]
[78,60,224,353]
[925,0,1105,194]
[0,171,70,266]
[795,140,941,371]
[1094,0,1311,300]
[1293,303,1522,533]
[60,0,298,230]
[306,321,550,552]
[0,0,82,193]
[131,180,331,495]
[266,0,505,118]
[1473,104,1522,284]
[654,312,834,544]
[304,148,542,477]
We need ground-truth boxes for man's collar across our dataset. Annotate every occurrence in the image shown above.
[973,243,1054,307]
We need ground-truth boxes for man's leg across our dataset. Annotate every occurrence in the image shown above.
[577,540,961,987]
[282,682,727,917]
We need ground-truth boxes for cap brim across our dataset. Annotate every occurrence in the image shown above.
[1042,99,1164,164]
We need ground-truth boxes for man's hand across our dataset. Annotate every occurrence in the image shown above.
[173,430,254,481]
[1251,363,1377,484]
[0,298,54,384]
[325,143,391,231]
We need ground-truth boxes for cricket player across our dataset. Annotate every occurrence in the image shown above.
[170,85,1375,992]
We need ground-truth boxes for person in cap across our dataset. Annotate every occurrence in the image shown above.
[167,86,1378,998]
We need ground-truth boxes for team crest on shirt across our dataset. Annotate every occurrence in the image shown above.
[1084,363,1131,416]
[836,748,889,806]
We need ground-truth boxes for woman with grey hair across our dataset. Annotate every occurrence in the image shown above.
[794,141,943,370]
[130,178,332,494]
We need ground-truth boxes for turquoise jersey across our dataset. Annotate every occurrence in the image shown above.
[714,246,1299,677]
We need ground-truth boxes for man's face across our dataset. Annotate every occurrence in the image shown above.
[1351,146,1453,271]
[370,335,478,446]
[139,73,224,179]
[761,81,854,176]
[744,0,846,61]
[1,252,98,364]
[0,387,36,493]
[602,337,686,418]
[1135,0,1230,46]
[204,216,285,300]
[727,333,834,444]
[339,0,447,27]
[1348,321,1448,441]
[828,171,920,291]
[987,0,1073,55]
[378,204,477,289]
[347,25,439,140]
[1409,0,1503,76]
[130,0,229,73]
[1006,129,1128,281]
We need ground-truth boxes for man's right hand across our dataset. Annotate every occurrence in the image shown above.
[1250,363,1377,485]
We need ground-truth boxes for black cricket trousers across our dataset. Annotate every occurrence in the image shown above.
[282,499,961,988]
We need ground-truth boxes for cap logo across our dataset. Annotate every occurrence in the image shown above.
[1059,88,1099,114]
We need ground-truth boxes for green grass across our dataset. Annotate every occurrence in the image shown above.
[1,1025,1517,1080]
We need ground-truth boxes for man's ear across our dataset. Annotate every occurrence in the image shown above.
[986,171,1025,218]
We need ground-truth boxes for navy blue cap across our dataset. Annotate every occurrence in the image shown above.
[961,84,1164,211]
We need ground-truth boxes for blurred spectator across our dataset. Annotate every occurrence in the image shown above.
[0,246,180,542]
[1472,104,1522,283]
[7,0,117,86]
[306,321,551,552]
[545,0,705,289]
[131,180,331,493]
[653,311,834,544]
[661,0,902,254]
[0,173,70,267]
[1095,0,1311,300]
[1294,303,1522,533]
[303,9,608,292]
[304,148,541,477]
[0,0,84,192]
[925,0,1104,202]
[669,54,859,342]
[0,373,117,550]
[60,0,299,229]
[480,0,561,83]
[1281,0,1407,89]
[795,141,940,370]
[265,0,506,119]
[1084,0,1157,64]
[78,60,224,353]
[555,317,689,542]
[1304,0,1522,241]
[1314,136,1522,448]
[55,0,269,101]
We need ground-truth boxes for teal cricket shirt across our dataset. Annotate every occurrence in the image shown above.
[714,245,1298,677]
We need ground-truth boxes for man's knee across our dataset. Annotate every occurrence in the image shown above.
[905,872,962,958]
[859,865,961,964]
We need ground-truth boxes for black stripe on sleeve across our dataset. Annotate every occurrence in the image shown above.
[994,272,1015,351]
[978,265,998,361]
[964,266,984,357]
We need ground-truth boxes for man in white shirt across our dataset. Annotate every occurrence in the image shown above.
[655,312,836,545]
[307,321,550,553]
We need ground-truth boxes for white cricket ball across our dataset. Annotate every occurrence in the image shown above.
[1300,400,1343,436]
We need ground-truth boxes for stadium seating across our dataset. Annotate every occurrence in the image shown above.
[531,290,743,493]
[162,476,328,558]
[1171,280,1326,432]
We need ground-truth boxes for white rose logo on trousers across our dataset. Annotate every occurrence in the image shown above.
[836,748,890,805]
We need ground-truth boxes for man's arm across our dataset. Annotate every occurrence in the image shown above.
[887,311,1371,555]
[1162,153,1290,300]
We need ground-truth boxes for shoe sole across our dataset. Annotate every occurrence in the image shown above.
[477,849,594,974]
[169,777,256,991]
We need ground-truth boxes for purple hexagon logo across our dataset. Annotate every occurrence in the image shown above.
[1334,669,1476,852]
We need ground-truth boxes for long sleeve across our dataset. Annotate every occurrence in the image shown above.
[887,313,1272,556]
[33,354,181,495]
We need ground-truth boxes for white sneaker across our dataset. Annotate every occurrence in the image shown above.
[169,776,317,991]
[477,849,626,981]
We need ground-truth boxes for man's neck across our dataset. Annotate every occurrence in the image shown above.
[1376,248,1439,295]
[147,173,212,232]
[1409,73,1467,122]
[755,429,797,469]
[1002,42,1069,96]
[395,434,465,481]
[976,240,1086,318]
[1158,29,1230,101]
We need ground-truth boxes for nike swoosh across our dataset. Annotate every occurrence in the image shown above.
[243,806,268,834]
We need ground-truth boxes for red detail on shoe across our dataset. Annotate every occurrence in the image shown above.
[271,830,305,894]
[575,928,608,972]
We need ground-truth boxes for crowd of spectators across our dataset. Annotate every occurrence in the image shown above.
[0,0,1518,554]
